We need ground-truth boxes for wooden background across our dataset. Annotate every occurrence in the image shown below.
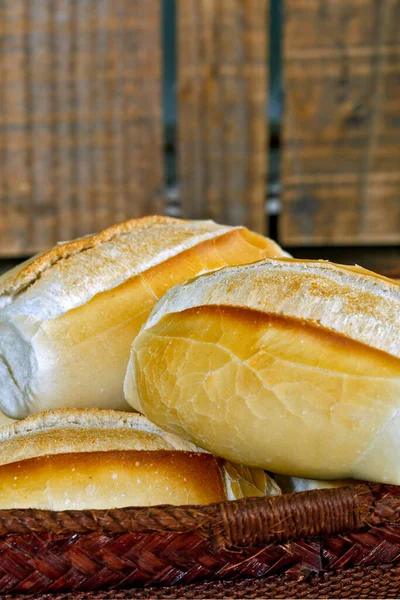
[0,0,163,255]
[282,0,400,246]
[178,0,268,234]
[0,0,399,262]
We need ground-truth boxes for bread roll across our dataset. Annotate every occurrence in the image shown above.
[126,258,400,485]
[0,216,286,418]
[0,408,280,509]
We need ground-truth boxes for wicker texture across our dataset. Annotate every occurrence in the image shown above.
[0,484,398,596]
[8,563,400,599]
[0,484,373,545]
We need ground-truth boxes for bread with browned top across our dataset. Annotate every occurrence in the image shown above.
[125,258,400,485]
[0,408,280,509]
[0,216,286,418]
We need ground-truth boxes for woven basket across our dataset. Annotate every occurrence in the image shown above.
[1,483,400,598]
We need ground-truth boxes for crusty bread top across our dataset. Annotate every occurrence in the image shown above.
[143,258,400,358]
[0,216,243,315]
[0,216,172,298]
[0,408,205,467]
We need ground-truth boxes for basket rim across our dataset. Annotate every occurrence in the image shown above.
[0,483,398,549]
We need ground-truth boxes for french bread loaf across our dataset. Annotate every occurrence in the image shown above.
[0,408,279,509]
[0,216,286,418]
[125,258,400,484]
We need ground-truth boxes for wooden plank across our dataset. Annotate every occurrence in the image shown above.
[0,0,163,256]
[0,1,33,255]
[177,0,268,233]
[28,0,56,250]
[281,0,400,246]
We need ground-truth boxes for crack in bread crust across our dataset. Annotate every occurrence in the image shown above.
[0,216,180,299]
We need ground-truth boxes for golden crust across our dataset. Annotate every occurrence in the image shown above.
[0,217,286,303]
[0,409,278,508]
[141,257,400,358]
[127,261,400,484]
[0,216,178,298]
[0,219,287,418]
[0,450,228,509]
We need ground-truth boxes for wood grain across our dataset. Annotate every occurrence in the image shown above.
[177,0,268,233]
[281,0,400,246]
[0,0,163,256]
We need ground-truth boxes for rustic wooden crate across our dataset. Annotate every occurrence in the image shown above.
[0,0,400,257]
[177,0,269,234]
[281,0,400,246]
[0,0,163,256]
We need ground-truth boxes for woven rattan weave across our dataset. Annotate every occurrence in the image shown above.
[1,484,399,598]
